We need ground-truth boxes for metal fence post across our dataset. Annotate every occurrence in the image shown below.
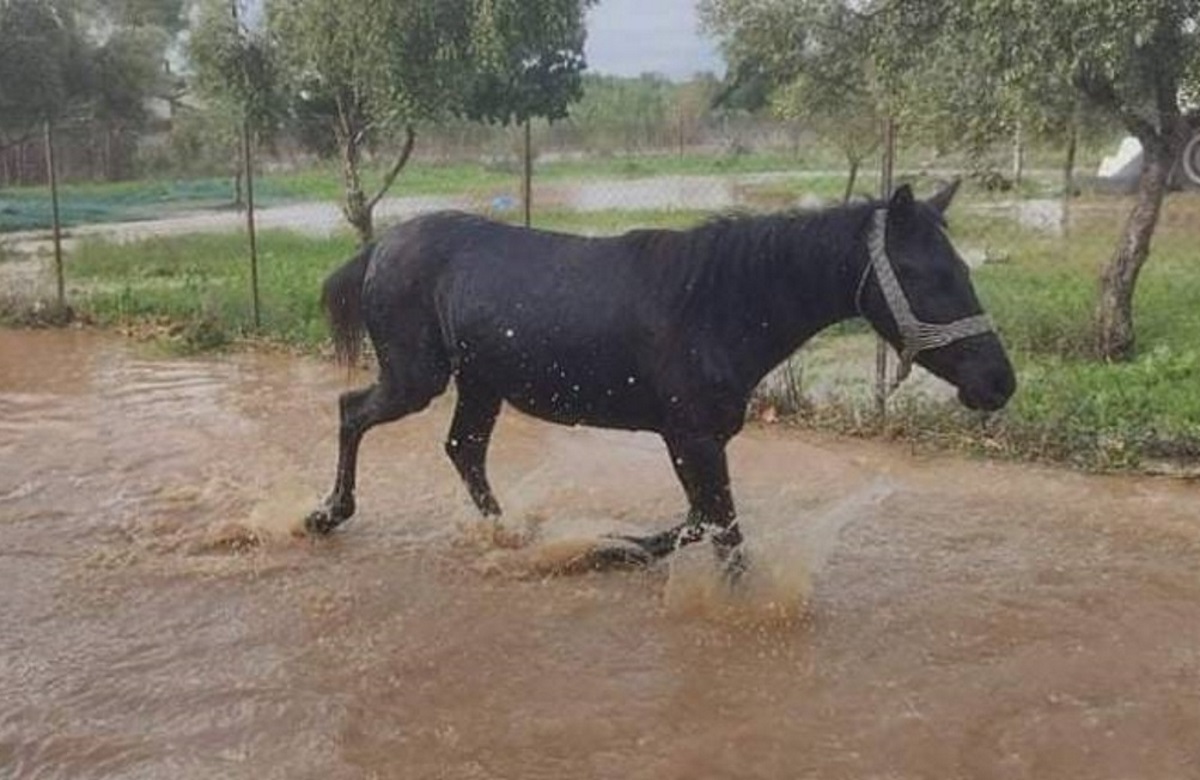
[242,117,260,330]
[44,120,65,310]
[522,118,533,228]
[874,116,897,419]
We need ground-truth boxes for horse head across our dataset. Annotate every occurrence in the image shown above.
[856,181,1016,412]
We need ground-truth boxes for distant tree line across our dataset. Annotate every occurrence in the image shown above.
[0,0,186,183]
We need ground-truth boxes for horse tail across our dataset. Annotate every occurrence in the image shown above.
[321,242,374,365]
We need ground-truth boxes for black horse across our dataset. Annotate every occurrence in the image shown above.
[305,181,1015,564]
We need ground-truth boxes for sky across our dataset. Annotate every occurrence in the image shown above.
[584,0,725,81]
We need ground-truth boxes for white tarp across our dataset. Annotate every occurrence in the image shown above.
[1097,136,1143,182]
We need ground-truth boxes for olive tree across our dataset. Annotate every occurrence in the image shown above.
[189,0,283,205]
[703,0,1200,362]
[870,0,1200,361]
[701,0,883,201]
[270,0,591,244]
[0,0,89,148]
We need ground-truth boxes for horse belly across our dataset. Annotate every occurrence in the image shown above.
[502,381,662,431]
[461,342,662,431]
[446,279,663,429]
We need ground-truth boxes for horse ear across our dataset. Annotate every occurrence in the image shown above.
[927,178,961,214]
[889,184,916,213]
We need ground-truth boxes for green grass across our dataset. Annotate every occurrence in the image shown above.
[70,230,357,351]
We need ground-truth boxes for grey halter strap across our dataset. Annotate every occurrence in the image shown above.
[857,208,994,390]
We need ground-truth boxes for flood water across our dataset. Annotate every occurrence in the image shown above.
[3,330,1200,779]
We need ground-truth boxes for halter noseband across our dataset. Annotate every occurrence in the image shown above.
[856,208,994,392]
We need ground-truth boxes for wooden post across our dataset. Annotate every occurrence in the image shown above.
[44,120,65,309]
[874,116,896,419]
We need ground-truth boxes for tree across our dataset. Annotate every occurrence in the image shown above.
[459,0,593,226]
[90,24,176,179]
[702,0,1200,362]
[189,0,284,204]
[701,0,882,201]
[0,0,90,148]
[869,0,1200,361]
[270,0,591,244]
[0,0,92,310]
[461,0,593,127]
[3,0,187,184]
[772,75,880,202]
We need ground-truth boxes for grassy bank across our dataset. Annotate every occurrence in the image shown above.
[22,194,1200,472]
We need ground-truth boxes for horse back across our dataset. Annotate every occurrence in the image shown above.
[363,212,684,430]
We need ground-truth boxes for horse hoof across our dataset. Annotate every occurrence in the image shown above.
[304,508,338,536]
[606,531,677,560]
[588,538,655,569]
[720,545,750,584]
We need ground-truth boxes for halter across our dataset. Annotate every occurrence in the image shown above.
[856,208,994,392]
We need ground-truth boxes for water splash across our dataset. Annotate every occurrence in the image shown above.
[663,541,813,625]
[663,477,897,624]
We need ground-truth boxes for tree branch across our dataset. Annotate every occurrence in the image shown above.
[849,0,908,24]
[367,123,416,211]
[1074,67,1159,144]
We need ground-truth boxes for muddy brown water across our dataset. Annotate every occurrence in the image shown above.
[3,329,1200,779]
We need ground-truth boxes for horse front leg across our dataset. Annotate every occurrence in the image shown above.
[444,380,503,518]
[621,434,746,573]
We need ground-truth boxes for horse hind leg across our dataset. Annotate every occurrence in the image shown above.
[444,380,503,517]
[307,367,448,535]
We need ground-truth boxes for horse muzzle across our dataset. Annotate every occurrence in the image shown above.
[956,362,1016,412]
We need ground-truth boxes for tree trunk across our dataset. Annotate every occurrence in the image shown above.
[232,168,244,210]
[1093,137,1174,361]
[339,123,416,246]
[1061,119,1078,234]
[842,156,859,204]
[1062,122,1078,196]
[342,160,372,244]
[338,128,373,244]
[1011,122,1024,188]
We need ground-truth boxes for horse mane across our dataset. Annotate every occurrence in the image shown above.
[622,199,882,314]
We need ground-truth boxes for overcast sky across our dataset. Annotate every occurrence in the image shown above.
[584,0,724,80]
